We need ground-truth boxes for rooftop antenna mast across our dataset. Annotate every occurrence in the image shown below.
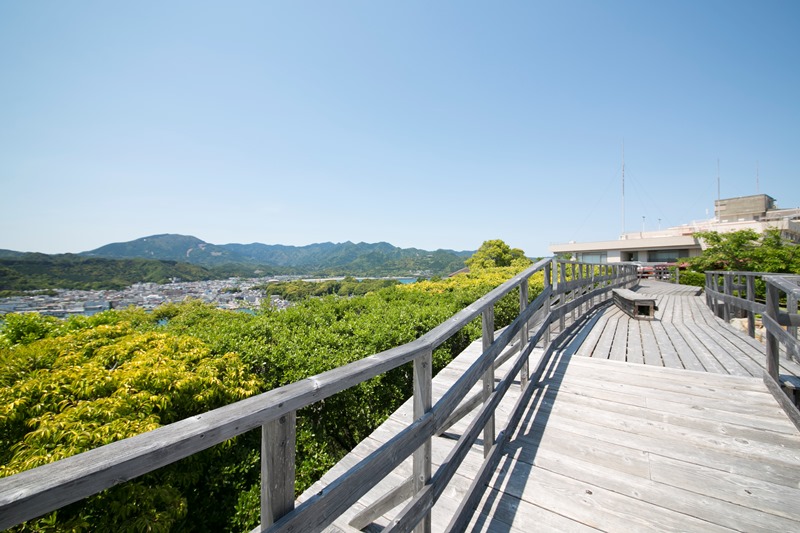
[756,161,760,193]
[716,158,721,221]
[621,141,625,236]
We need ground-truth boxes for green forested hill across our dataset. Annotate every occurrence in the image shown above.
[0,254,256,293]
[81,234,470,275]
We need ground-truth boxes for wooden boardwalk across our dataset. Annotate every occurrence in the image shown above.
[578,280,800,379]
[300,281,800,532]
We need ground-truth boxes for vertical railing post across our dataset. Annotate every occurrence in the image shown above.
[723,272,732,322]
[570,263,577,322]
[788,292,798,362]
[746,274,756,338]
[544,262,552,347]
[262,411,297,528]
[519,280,529,391]
[765,280,781,382]
[559,262,567,331]
[412,348,433,533]
[481,307,495,457]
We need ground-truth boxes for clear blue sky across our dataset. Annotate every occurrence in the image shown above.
[2,1,798,257]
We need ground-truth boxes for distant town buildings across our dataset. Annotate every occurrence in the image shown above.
[0,277,293,317]
[549,193,800,264]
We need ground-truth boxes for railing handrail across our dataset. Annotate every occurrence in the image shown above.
[703,270,800,428]
[0,259,638,531]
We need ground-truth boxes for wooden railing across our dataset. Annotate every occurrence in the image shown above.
[0,259,638,532]
[704,271,800,422]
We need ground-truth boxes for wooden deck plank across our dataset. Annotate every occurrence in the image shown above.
[587,307,621,360]
[505,429,800,533]
[691,296,800,378]
[661,321,708,371]
[544,375,790,424]
[626,318,644,364]
[468,486,601,533]
[648,454,800,521]
[564,355,776,392]
[685,301,767,376]
[550,383,799,442]
[683,295,758,376]
[672,298,727,374]
[487,461,736,533]
[609,312,629,362]
[659,293,676,323]
[526,396,800,488]
[639,319,665,366]
[574,307,612,358]
[649,319,683,368]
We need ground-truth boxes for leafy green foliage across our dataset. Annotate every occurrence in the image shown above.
[257,277,399,301]
[465,239,531,270]
[0,310,263,532]
[684,229,800,274]
[676,270,705,288]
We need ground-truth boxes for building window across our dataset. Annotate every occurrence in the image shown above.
[649,249,689,263]
[579,252,607,264]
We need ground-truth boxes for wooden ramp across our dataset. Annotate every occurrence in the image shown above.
[300,281,800,532]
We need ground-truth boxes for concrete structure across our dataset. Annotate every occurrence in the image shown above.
[550,193,800,264]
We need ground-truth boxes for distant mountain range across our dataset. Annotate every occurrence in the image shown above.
[80,234,472,274]
[0,235,473,293]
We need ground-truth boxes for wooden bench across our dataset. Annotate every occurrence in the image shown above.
[612,288,658,320]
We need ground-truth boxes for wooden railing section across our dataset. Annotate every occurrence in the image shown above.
[704,271,800,424]
[0,259,638,532]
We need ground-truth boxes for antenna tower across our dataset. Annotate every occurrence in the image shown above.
[621,142,625,236]
[716,158,721,220]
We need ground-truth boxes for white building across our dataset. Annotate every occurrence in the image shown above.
[549,194,800,264]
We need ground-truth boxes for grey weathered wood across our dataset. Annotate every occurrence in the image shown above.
[705,288,766,315]
[747,275,756,338]
[789,293,799,361]
[543,263,552,347]
[412,348,432,533]
[481,307,495,458]
[723,271,733,321]
[262,411,297,527]
[349,476,413,530]
[638,320,663,366]
[344,290,550,530]
[384,297,595,533]
[765,282,781,381]
[559,262,567,331]
[612,288,657,319]
[519,282,529,390]
[762,371,800,432]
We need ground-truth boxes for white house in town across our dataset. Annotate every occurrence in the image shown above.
[549,194,800,264]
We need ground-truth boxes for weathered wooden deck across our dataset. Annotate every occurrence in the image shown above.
[579,280,800,379]
[302,280,800,532]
